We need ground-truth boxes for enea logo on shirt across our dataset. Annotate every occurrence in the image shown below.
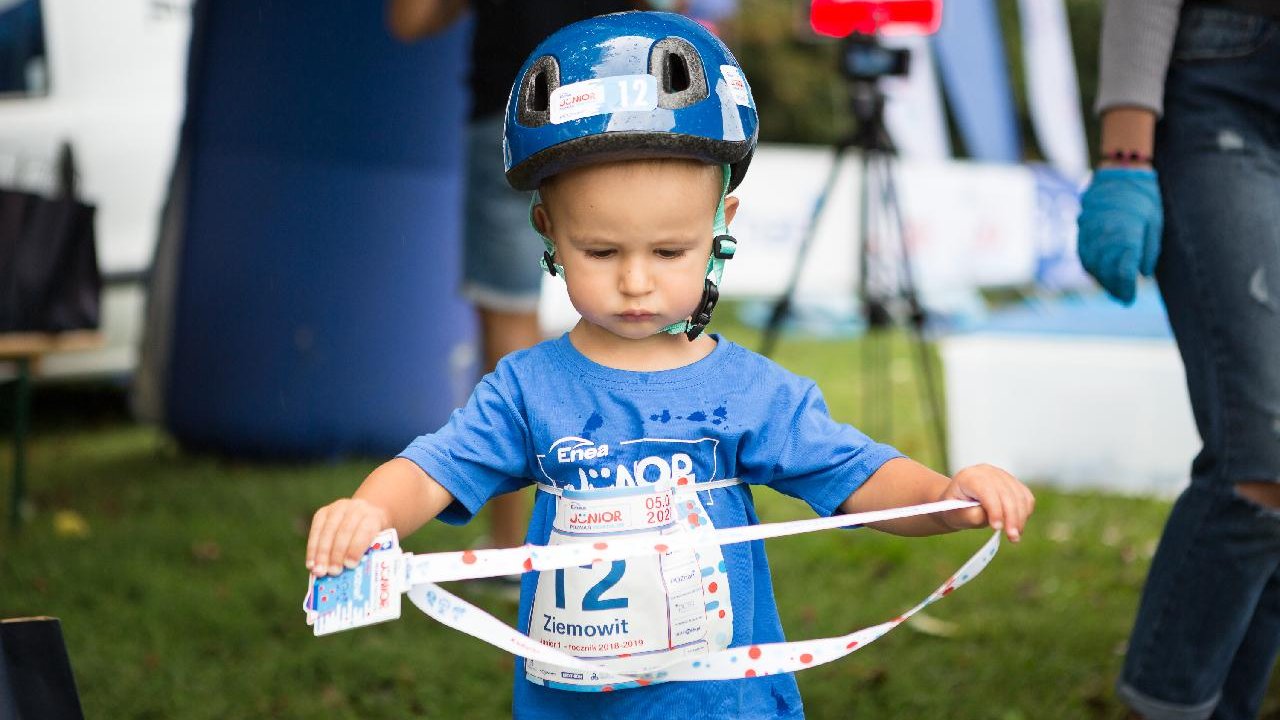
[536,436,720,491]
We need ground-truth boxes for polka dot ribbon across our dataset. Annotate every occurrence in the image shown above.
[402,499,1001,685]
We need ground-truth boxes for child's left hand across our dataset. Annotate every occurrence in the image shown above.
[938,464,1034,542]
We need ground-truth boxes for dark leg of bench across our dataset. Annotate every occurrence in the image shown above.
[9,357,30,531]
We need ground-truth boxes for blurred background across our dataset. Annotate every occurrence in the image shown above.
[0,0,1261,718]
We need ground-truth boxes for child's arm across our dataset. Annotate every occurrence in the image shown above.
[305,458,455,576]
[838,458,1034,542]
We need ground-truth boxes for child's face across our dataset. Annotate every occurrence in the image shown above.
[534,160,739,343]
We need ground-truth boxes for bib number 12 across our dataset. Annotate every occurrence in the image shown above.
[555,561,629,611]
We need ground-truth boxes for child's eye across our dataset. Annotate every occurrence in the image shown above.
[655,248,687,259]
[585,249,616,259]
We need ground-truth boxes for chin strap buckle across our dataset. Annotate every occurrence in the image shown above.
[712,234,736,259]
[685,279,720,341]
[685,234,736,341]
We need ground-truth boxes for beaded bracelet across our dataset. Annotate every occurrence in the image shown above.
[1100,149,1154,166]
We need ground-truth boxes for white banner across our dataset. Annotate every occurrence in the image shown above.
[724,147,1038,297]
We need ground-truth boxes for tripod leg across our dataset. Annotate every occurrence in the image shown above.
[857,146,894,440]
[760,145,848,358]
[876,153,950,469]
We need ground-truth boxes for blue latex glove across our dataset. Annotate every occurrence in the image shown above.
[1076,167,1163,305]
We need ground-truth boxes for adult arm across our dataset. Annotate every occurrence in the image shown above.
[386,0,469,41]
[1095,0,1184,163]
[1076,0,1182,303]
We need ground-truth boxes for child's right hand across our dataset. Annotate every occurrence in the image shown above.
[306,498,392,577]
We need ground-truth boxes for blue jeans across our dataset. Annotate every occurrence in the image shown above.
[1119,5,1280,720]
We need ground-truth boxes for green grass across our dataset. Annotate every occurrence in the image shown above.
[2,315,1276,718]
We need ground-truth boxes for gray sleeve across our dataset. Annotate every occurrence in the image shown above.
[1094,0,1186,116]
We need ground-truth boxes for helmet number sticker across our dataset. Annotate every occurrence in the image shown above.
[550,74,657,125]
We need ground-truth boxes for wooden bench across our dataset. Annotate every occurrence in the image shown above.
[1,332,105,530]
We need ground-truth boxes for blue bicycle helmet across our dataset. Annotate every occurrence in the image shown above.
[503,11,758,192]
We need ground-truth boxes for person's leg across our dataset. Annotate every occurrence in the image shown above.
[1118,9,1280,719]
[1213,566,1280,720]
[461,114,549,550]
[1119,486,1280,720]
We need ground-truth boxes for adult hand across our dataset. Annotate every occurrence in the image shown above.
[1077,167,1163,305]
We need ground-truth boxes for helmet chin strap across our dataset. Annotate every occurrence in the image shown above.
[667,177,734,340]
[531,165,735,341]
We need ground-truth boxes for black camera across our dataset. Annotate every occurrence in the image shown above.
[841,37,910,81]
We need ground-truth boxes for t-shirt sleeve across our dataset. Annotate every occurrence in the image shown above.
[397,376,532,525]
[1094,0,1183,116]
[759,382,903,517]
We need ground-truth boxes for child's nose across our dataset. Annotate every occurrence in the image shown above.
[619,258,654,296]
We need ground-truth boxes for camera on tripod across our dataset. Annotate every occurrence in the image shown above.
[761,0,951,466]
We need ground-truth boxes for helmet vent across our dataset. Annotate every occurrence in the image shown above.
[516,55,560,128]
[651,37,707,110]
[665,54,690,93]
[532,71,550,112]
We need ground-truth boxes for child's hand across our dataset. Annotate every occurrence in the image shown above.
[306,498,391,576]
[938,464,1034,542]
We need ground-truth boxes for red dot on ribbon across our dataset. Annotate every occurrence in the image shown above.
[461,550,477,565]
[748,646,762,659]
[655,544,668,553]
[745,669,757,678]
[594,542,608,550]
[942,586,954,596]
[718,609,726,619]
[708,582,719,593]
[846,641,859,649]
[636,679,650,686]
[687,514,700,526]
[522,558,533,572]
[677,477,689,485]
[800,653,813,664]
[602,686,614,692]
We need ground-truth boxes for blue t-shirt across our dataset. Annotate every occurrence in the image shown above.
[399,334,901,719]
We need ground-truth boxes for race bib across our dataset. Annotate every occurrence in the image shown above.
[526,482,732,690]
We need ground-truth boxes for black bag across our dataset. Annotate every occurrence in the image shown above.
[0,143,101,333]
[0,617,85,720]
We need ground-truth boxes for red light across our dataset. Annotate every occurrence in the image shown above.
[810,0,943,37]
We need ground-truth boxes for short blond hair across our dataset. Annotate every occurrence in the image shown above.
[539,158,722,211]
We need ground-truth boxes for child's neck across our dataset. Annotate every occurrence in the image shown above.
[569,321,716,372]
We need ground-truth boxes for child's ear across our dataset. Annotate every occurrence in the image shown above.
[723,195,740,227]
[532,203,553,237]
